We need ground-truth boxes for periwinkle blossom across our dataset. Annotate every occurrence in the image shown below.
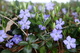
[45,2,55,11]
[55,18,64,29]
[39,25,46,30]
[63,36,76,49]
[44,14,50,21]
[72,12,78,18]
[62,8,67,14]
[28,5,33,11]
[56,18,64,25]
[11,35,22,44]
[6,40,14,48]
[19,9,31,18]
[18,19,31,29]
[55,24,63,29]
[75,19,80,23]
[0,30,8,42]
[50,29,63,41]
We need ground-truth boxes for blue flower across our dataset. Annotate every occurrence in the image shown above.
[11,35,22,44]
[55,18,64,29]
[28,5,33,11]
[19,9,31,18]
[63,36,76,49]
[55,24,63,29]
[62,8,67,14]
[0,30,8,42]
[50,29,63,41]
[18,19,31,29]
[39,25,46,30]
[6,40,14,48]
[72,12,78,18]
[44,14,50,21]
[45,2,55,11]
[74,19,80,23]
[56,18,64,25]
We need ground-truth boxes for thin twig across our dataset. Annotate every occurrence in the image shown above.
[0,14,28,37]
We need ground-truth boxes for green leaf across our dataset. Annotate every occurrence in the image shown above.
[23,45,32,53]
[52,48,58,53]
[18,41,28,46]
[1,49,12,53]
[29,35,36,43]
[44,18,51,26]
[12,29,22,35]
[68,48,77,52]
[31,44,39,49]
[39,46,46,53]
[46,41,52,49]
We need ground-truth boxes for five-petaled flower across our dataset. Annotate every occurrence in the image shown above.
[11,35,22,44]
[50,29,63,41]
[6,40,14,48]
[18,19,31,29]
[55,18,64,29]
[19,9,31,19]
[63,36,76,49]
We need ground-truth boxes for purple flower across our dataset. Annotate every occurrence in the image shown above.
[45,2,55,11]
[28,5,33,11]
[50,29,63,41]
[18,19,31,29]
[74,19,80,23]
[39,25,46,30]
[62,8,67,14]
[56,18,64,25]
[55,18,64,29]
[44,14,50,21]
[55,24,63,29]
[72,12,78,18]
[11,35,22,44]
[0,30,8,42]
[63,36,76,49]
[6,40,14,48]
[19,9,31,18]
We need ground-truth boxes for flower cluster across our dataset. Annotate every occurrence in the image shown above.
[6,35,22,48]
[18,9,31,29]
[50,18,64,41]
[63,36,76,49]
[0,30,8,42]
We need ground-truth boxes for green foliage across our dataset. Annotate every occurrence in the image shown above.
[1,49,12,53]
[0,0,80,53]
